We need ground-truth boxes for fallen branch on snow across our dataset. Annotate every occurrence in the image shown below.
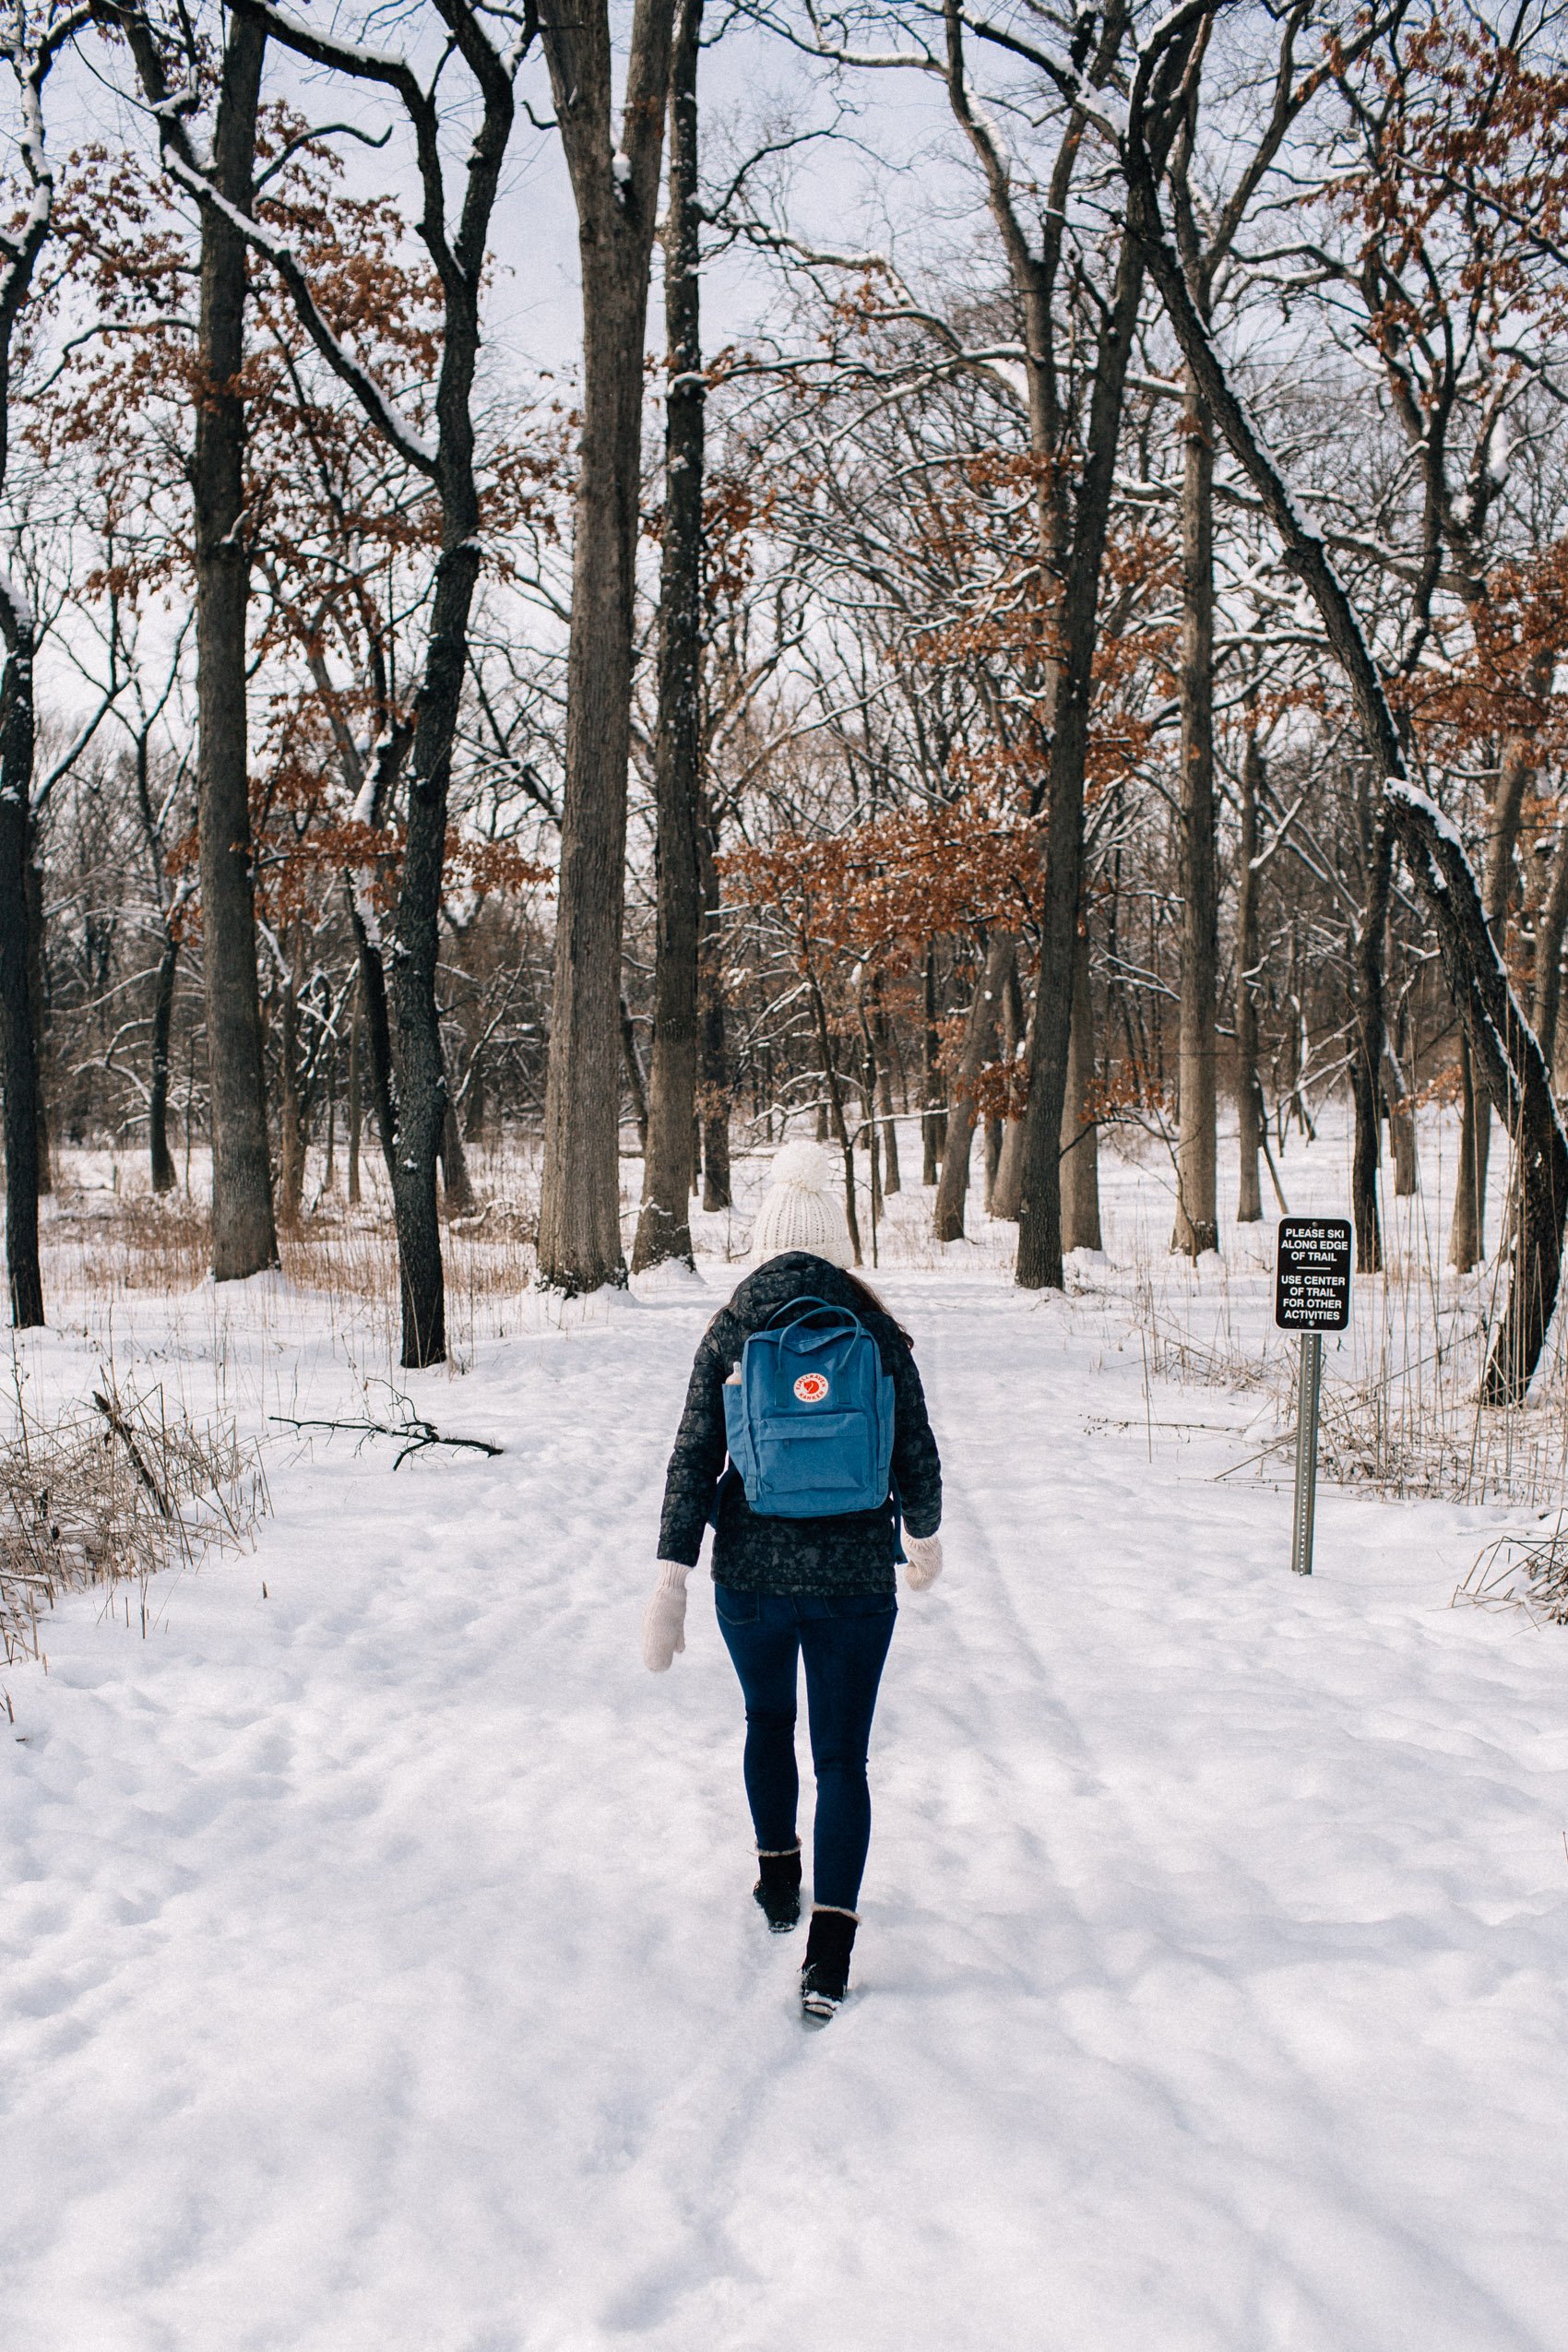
[269,1414,505,1470]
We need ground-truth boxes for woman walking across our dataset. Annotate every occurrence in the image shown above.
[642,1143,943,2020]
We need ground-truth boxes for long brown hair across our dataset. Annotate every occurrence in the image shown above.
[837,1268,914,1348]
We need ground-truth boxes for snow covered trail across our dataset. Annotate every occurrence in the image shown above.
[5,1267,1568,2351]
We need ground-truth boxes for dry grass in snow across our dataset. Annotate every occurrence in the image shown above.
[0,1366,267,1667]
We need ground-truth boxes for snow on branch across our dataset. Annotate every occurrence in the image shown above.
[229,0,417,95]
[736,2,939,76]
[956,2,1128,147]
[0,564,36,641]
[108,0,445,467]
[1384,777,1466,856]
[158,152,439,476]
[1122,10,1404,787]
[34,678,120,814]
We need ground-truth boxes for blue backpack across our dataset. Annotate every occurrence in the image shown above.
[722,1295,896,1519]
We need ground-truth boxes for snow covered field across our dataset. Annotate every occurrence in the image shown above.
[5,1118,1568,2350]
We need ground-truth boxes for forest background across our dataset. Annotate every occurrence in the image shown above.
[4,0,1568,1414]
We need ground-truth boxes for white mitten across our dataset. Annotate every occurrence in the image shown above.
[902,1531,944,1592]
[642,1560,691,1670]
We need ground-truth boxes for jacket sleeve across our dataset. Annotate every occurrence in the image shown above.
[658,1323,733,1566]
[889,1339,942,1540]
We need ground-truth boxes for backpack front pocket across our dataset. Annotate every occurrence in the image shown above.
[754,1411,874,1498]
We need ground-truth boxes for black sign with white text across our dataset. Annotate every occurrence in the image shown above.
[1275,1217,1352,1333]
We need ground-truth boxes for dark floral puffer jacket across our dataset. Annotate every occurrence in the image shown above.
[658,1251,943,1596]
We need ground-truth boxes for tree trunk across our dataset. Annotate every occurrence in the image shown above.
[148,927,179,1194]
[921,944,944,1185]
[621,993,649,1157]
[344,871,398,1189]
[807,968,861,1264]
[463,1042,486,1143]
[1449,1037,1485,1269]
[1487,733,1534,905]
[879,1063,902,1197]
[194,14,278,1281]
[278,954,305,1227]
[1348,809,1391,1276]
[992,1112,1025,1222]
[1348,1041,1379,1268]
[440,1095,476,1216]
[941,0,1075,1258]
[0,608,42,1326]
[1016,232,1146,1289]
[1387,1030,1417,1197]
[537,0,677,1292]
[1391,1109,1417,1199]
[25,845,50,1195]
[1394,807,1564,1401]
[1170,374,1218,1258]
[328,563,469,1368]
[982,956,1017,1214]
[1453,1074,1487,1260]
[1532,814,1568,1079]
[697,795,731,1209]
[0,15,63,1278]
[862,1034,882,1263]
[982,951,1019,1220]
[992,952,1028,1221]
[347,974,362,1207]
[633,0,704,1274]
[934,932,1011,1243]
[1235,731,1264,1223]
[874,995,900,1195]
[389,532,483,1364]
[1452,736,1530,1269]
[1062,914,1102,1253]
[323,1032,337,1193]
[538,231,647,1289]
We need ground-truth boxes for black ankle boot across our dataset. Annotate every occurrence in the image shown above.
[800,1907,857,2019]
[753,1847,802,1932]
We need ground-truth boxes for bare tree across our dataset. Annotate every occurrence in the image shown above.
[1234,729,1265,1223]
[537,0,677,1293]
[107,0,280,1277]
[635,0,704,1274]
[1125,0,1568,1401]
[120,0,535,1361]
[1,0,93,1325]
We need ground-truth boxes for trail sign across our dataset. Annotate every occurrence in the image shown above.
[1275,1218,1352,1576]
[1275,1218,1352,1334]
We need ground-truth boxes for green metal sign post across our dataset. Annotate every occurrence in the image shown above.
[1275,1218,1352,1577]
[1290,1332,1323,1578]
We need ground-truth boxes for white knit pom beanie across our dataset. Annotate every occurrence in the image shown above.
[750,1140,855,1268]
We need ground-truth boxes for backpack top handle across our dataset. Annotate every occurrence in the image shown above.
[763,1293,863,1339]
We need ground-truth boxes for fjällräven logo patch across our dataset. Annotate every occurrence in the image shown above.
[793,1372,830,1404]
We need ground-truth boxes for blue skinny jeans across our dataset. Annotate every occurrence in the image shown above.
[714,1583,897,1913]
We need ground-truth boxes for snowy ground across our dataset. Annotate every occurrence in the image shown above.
[4,1117,1568,2350]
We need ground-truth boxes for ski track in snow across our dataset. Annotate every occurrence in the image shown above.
[4,1220,1568,2347]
